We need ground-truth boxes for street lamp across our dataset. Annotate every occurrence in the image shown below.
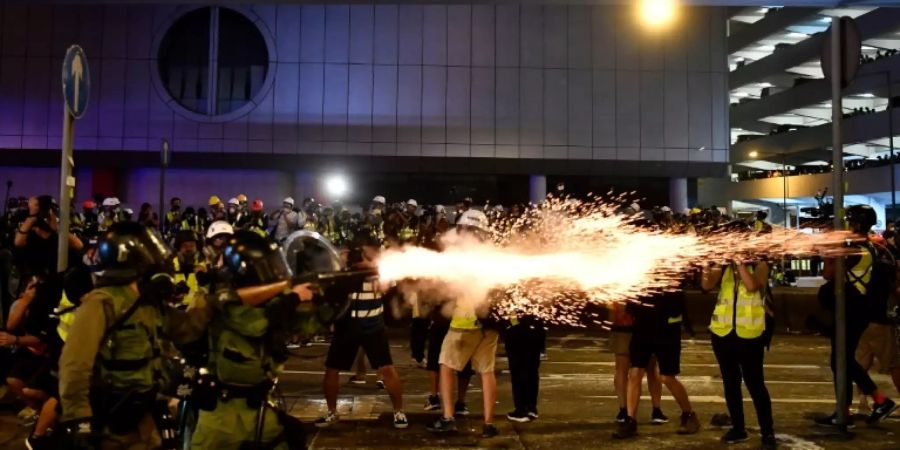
[637,0,678,29]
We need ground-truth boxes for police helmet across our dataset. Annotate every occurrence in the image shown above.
[222,231,292,288]
[93,222,173,286]
[846,204,877,232]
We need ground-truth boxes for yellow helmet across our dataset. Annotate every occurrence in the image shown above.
[236,194,248,204]
[208,195,221,206]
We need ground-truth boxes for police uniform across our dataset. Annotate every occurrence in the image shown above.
[190,231,329,450]
[59,223,205,450]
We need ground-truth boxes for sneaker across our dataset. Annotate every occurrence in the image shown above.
[814,412,855,428]
[393,411,409,429]
[720,428,749,444]
[867,398,899,424]
[651,408,669,425]
[677,411,700,435]
[424,394,442,411]
[527,410,539,420]
[286,341,301,349]
[615,408,628,424]
[507,410,532,423]
[412,358,426,369]
[540,352,548,361]
[314,411,339,428]
[482,423,499,438]
[348,375,366,385]
[612,416,637,439]
[761,434,777,450]
[454,401,470,417]
[376,379,386,389]
[427,417,457,433]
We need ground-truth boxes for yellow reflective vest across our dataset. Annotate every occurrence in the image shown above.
[173,256,203,305]
[709,265,767,339]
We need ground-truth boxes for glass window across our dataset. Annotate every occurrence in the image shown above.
[158,7,269,116]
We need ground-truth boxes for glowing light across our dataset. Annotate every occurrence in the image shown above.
[375,195,862,327]
[637,0,678,29]
[324,174,349,198]
[749,150,759,158]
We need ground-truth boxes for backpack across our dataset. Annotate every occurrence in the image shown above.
[848,241,898,322]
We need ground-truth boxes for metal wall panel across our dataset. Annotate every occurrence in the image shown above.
[323,64,349,141]
[301,5,325,62]
[472,5,495,67]
[446,66,470,143]
[422,66,446,143]
[448,5,471,67]
[495,5,519,68]
[423,5,447,66]
[397,65,422,143]
[471,67,495,145]
[325,5,350,64]
[543,68,567,146]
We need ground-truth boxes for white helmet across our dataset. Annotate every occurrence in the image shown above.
[456,209,489,231]
[372,195,386,205]
[661,206,672,213]
[123,208,133,215]
[407,199,418,207]
[283,197,295,206]
[206,220,234,239]
[228,197,240,206]
[102,197,119,207]
[435,205,446,214]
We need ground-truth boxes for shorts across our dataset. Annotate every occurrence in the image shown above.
[855,323,900,373]
[609,331,632,356]
[629,327,681,376]
[427,322,475,377]
[439,328,498,374]
[7,349,57,395]
[325,328,393,371]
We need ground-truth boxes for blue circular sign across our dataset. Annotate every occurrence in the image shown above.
[62,45,90,119]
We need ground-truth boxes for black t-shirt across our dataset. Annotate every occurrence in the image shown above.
[628,290,685,336]
[16,229,57,279]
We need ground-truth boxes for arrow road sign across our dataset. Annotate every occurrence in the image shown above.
[62,45,90,119]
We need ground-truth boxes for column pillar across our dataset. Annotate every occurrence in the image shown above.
[669,177,688,212]
[529,175,547,204]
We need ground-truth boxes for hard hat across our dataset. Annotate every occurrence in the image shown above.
[456,209,489,231]
[372,195,386,204]
[208,195,221,206]
[227,197,239,206]
[407,199,418,207]
[173,230,200,250]
[123,208,133,215]
[82,200,96,210]
[237,194,248,204]
[102,197,118,207]
[283,197,295,206]
[660,206,672,213]
[206,220,234,239]
[436,205,446,214]
[251,199,264,212]
[93,222,172,287]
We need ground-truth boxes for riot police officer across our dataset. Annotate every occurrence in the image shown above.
[190,231,340,449]
[58,222,178,449]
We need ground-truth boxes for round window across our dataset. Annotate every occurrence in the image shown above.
[157,7,271,118]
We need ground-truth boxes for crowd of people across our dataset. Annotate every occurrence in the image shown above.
[736,153,900,181]
[1,189,900,450]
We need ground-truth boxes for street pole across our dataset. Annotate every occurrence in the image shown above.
[830,18,849,432]
[57,109,74,273]
[888,72,895,222]
[160,139,169,231]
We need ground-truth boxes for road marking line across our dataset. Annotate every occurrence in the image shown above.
[537,361,825,370]
[776,433,825,450]
[581,394,837,404]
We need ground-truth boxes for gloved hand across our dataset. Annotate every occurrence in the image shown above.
[62,418,99,450]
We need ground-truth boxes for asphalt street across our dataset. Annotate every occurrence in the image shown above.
[2,332,900,449]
